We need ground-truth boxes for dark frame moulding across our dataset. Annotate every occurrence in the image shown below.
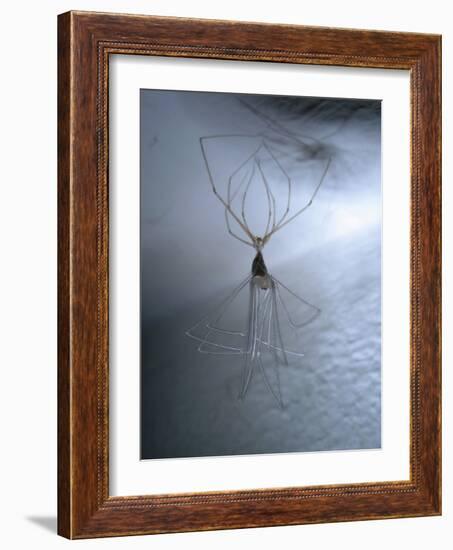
[58,10,441,539]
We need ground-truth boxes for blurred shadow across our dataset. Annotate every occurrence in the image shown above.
[26,516,57,533]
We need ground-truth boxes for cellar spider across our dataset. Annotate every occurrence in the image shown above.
[186,106,332,408]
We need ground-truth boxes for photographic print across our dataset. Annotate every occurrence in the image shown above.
[140,89,382,460]
[58,13,441,537]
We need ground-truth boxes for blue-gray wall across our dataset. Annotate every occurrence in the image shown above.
[140,90,381,459]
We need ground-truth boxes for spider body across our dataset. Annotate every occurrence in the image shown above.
[186,104,331,406]
[251,250,272,290]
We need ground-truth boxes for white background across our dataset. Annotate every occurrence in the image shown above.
[0,1,450,548]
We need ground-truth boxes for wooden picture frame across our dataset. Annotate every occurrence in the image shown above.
[58,10,441,539]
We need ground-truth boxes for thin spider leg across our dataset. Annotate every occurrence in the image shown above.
[254,283,292,357]
[225,213,254,247]
[198,343,243,355]
[259,141,292,229]
[224,144,262,244]
[224,213,254,246]
[272,284,307,358]
[275,284,319,330]
[224,162,255,247]
[277,285,304,333]
[257,356,284,408]
[258,285,278,354]
[255,285,284,407]
[199,132,262,141]
[259,143,302,164]
[256,158,277,235]
[198,291,249,353]
[204,325,245,337]
[186,274,252,354]
[239,282,258,399]
[251,160,272,238]
[186,274,252,336]
[256,277,321,357]
[240,285,273,398]
[247,279,306,358]
[240,162,256,233]
[256,288,292,357]
[266,290,274,348]
[272,276,321,327]
[237,98,326,149]
[268,156,332,238]
[318,104,377,142]
[257,159,274,237]
[200,133,261,221]
[227,143,262,204]
[263,141,345,169]
[238,280,255,397]
[267,293,284,407]
[256,289,278,367]
[250,284,263,361]
[200,136,255,241]
[257,288,273,350]
[260,343,305,358]
[270,281,289,366]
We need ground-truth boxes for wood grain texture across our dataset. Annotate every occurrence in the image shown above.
[57,10,441,539]
[57,11,71,538]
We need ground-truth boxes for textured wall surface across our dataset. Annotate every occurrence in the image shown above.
[140,90,381,459]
